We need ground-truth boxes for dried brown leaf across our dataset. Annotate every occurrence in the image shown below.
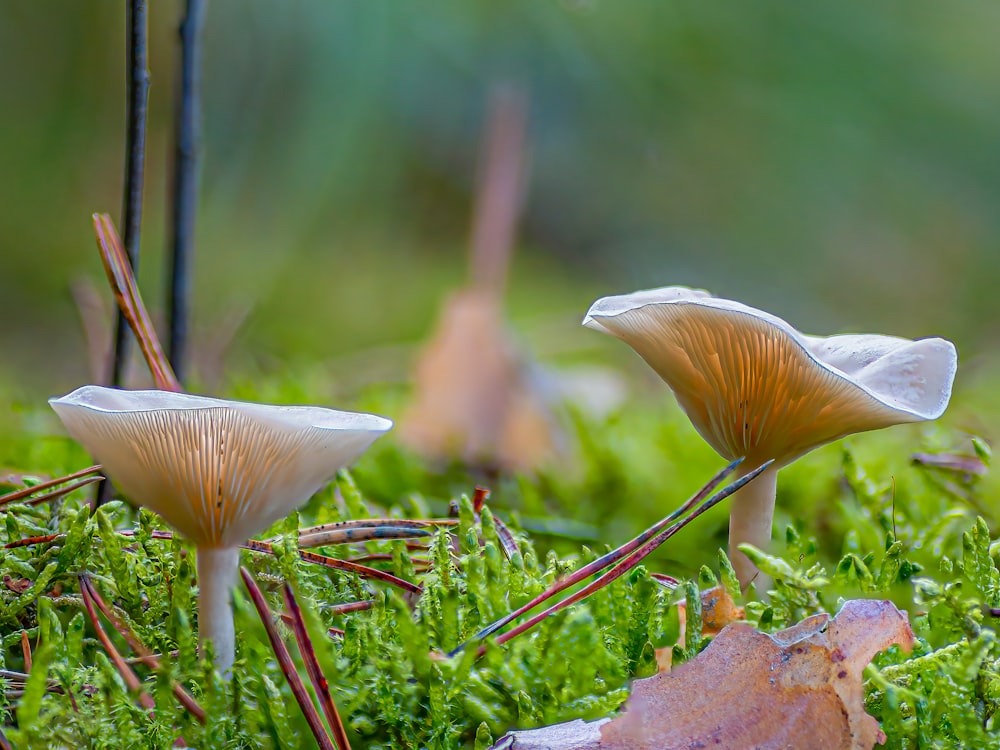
[399,289,558,471]
[657,585,746,671]
[489,719,608,750]
[3,576,31,594]
[601,599,914,750]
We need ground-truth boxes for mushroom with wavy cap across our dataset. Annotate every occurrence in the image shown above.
[583,286,957,588]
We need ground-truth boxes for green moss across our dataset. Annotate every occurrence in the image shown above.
[1,388,1000,747]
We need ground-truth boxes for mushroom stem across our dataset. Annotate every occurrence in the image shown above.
[197,546,240,677]
[728,464,779,590]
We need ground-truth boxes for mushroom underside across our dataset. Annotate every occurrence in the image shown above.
[590,303,944,465]
[51,405,381,545]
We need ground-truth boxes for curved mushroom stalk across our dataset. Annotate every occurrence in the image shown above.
[584,286,957,588]
[197,546,240,676]
[50,385,393,675]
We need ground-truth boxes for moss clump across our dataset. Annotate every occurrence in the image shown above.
[1,396,999,748]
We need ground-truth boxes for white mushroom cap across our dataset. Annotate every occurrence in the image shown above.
[50,386,393,546]
[584,286,957,466]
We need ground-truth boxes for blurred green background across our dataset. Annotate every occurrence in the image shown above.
[1,0,999,578]
[4,1,1000,390]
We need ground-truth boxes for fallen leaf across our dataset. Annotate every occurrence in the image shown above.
[3,576,31,594]
[601,599,914,750]
[399,288,559,471]
[657,585,745,671]
[489,600,913,750]
[489,718,608,750]
[399,87,561,473]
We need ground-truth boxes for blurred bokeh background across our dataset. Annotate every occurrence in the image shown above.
[2,1,999,571]
[4,1,1000,392]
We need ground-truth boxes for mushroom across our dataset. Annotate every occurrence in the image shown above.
[50,385,392,674]
[583,286,957,588]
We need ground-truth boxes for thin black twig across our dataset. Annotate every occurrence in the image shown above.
[110,0,150,388]
[101,0,150,508]
[168,0,207,382]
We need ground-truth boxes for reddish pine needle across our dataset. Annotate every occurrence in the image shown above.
[93,213,181,392]
[240,568,337,750]
[0,465,103,509]
[20,632,31,673]
[81,576,205,723]
[79,579,156,714]
[283,583,352,750]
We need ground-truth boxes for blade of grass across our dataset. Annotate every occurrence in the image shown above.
[240,568,336,750]
[282,583,352,750]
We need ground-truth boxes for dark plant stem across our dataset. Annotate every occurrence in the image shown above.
[168,0,206,382]
[100,0,150,508]
[110,0,150,388]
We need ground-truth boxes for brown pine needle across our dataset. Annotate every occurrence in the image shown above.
[244,539,421,595]
[283,583,352,750]
[240,568,337,750]
[93,213,181,391]
[450,459,766,655]
[81,576,205,723]
[79,579,156,714]
[20,632,31,673]
[297,526,432,549]
[491,461,774,650]
[0,465,102,509]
